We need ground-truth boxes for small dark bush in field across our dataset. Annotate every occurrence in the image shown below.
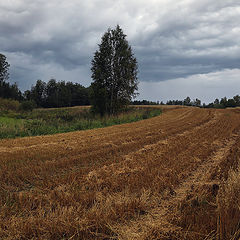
[56,112,75,122]
[20,100,36,111]
[142,109,151,119]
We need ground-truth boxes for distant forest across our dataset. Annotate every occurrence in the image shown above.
[1,78,240,109]
[23,79,91,108]
[164,96,240,108]
[1,78,90,108]
[1,51,240,110]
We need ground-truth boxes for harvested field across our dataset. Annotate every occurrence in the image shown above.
[0,106,240,239]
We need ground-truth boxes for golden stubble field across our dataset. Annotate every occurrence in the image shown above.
[0,106,240,239]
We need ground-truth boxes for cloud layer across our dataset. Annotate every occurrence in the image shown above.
[0,0,240,101]
[139,68,240,103]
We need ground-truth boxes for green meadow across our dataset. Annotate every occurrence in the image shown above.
[0,102,161,139]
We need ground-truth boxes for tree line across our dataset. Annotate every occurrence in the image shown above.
[166,97,201,107]
[132,100,160,105]
[203,96,240,108]
[1,54,90,108]
[0,75,90,109]
[24,79,90,108]
[165,96,240,108]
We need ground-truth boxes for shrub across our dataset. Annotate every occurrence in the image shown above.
[20,100,36,111]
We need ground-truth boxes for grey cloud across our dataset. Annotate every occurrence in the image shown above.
[130,0,240,81]
[7,52,92,90]
[0,0,240,102]
[139,68,240,103]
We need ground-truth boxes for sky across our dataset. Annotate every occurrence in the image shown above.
[1,0,240,103]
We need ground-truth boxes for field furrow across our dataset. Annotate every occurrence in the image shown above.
[0,106,240,239]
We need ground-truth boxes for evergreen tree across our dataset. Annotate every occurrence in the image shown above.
[214,98,220,105]
[91,25,138,115]
[0,53,10,83]
[233,95,240,106]
[183,96,191,106]
[220,97,228,108]
[30,79,46,107]
[193,98,201,107]
[0,53,10,98]
[0,54,22,100]
[45,79,58,107]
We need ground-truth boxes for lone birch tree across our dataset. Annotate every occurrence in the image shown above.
[91,25,138,115]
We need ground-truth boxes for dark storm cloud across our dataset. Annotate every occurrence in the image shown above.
[0,0,240,99]
[132,0,240,81]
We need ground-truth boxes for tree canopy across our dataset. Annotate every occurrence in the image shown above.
[0,53,10,83]
[0,53,22,100]
[91,25,138,115]
[24,79,91,108]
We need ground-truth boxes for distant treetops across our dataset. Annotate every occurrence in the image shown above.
[24,79,90,108]
[0,53,91,107]
[165,96,240,108]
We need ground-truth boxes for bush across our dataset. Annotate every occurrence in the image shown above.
[20,100,36,111]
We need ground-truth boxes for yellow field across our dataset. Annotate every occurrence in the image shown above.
[0,106,240,239]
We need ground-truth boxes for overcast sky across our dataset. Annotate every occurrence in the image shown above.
[1,0,240,103]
